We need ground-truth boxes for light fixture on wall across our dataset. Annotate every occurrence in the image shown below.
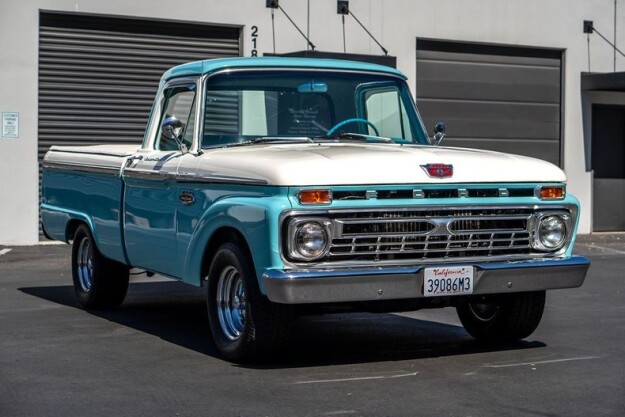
[336,0,388,56]
[266,0,315,53]
[584,19,625,72]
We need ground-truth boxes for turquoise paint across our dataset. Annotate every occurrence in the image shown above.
[123,175,181,277]
[182,186,292,289]
[564,194,582,258]
[40,204,95,242]
[41,169,127,264]
[162,57,407,83]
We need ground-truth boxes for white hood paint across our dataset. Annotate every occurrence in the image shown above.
[196,143,566,186]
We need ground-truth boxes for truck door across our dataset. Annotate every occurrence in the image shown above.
[123,82,197,277]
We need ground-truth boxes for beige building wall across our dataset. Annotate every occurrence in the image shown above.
[1,0,622,244]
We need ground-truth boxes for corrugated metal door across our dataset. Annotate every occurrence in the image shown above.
[416,39,563,166]
[38,11,241,238]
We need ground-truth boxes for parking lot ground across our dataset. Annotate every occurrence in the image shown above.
[0,236,624,417]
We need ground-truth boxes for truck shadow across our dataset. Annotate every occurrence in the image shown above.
[19,282,545,368]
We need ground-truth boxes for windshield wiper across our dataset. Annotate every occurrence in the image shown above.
[207,136,314,149]
[314,132,394,143]
[248,136,314,144]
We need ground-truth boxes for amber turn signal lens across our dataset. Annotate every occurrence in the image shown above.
[298,190,332,205]
[539,186,565,200]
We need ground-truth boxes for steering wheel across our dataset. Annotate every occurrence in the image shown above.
[326,118,380,137]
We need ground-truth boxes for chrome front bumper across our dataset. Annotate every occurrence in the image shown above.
[261,256,590,304]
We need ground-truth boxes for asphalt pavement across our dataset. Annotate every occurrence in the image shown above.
[0,235,623,417]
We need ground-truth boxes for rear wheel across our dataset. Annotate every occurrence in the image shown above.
[456,291,546,342]
[206,242,293,362]
[71,224,129,309]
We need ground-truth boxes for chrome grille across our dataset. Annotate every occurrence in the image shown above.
[329,208,535,262]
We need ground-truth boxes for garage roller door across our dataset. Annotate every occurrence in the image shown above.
[38,12,241,237]
[416,39,563,166]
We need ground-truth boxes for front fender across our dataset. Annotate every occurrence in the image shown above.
[183,193,292,288]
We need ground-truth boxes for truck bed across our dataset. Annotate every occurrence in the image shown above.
[41,144,139,264]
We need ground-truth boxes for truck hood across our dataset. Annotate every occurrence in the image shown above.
[195,142,566,186]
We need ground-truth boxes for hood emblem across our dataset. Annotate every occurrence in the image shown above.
[421,163,453,178]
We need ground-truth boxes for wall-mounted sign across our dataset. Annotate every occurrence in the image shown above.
[2,112,19,138]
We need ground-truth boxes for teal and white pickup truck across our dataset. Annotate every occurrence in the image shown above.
[41,57,589,361]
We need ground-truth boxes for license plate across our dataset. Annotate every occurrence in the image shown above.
[424,266,474,297]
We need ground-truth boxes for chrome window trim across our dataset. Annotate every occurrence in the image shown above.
[143,76,202,154]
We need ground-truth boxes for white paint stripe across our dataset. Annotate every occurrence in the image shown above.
[38,241,65,246]
[0,248,12,256]
[484,356,599,368]
[294,372,418,385]
[576,242,625,255]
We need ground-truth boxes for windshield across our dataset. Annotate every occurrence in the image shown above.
[201,70,429,148]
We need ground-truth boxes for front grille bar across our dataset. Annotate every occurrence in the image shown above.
[331,235,530,249]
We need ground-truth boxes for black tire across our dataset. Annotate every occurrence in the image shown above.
[206,242,293,362]
[71,224,129,309]
[456,291,546,342]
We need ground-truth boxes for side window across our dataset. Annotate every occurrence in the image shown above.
[155,84,196,151]
[364,88,414,140]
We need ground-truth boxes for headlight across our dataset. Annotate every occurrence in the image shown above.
[538,215,567,250]
[287,219,332,261]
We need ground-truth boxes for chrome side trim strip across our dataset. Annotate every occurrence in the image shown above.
[123,168,269,185]
[49,161,270,186]
[42,160,120,176]
[123,168,174,181]
[262,256,590,304]
[176,172,269,186]
[48,146,135,158]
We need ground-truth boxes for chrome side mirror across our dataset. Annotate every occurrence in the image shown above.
[161,116,188,153]
[432,122,446,146]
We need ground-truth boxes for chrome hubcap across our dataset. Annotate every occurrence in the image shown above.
[77,237,94,292]
[216,266,246,341]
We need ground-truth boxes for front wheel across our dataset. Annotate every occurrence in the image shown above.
[206,242,293,362]
[456,291,546,342]
[71,224,129,309]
